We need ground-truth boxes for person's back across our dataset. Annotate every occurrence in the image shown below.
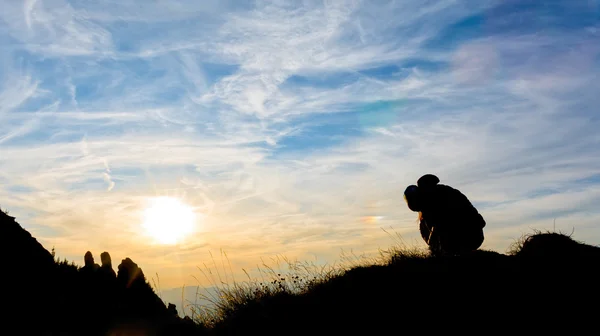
[405,174,485,255]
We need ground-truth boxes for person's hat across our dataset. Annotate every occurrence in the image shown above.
[417,174,440,188]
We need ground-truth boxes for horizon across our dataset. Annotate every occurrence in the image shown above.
[1,0,600,291]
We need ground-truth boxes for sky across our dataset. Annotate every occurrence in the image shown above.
[1,0,600,296]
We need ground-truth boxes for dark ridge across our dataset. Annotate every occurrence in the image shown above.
[1,209,205,336]
[1,210,55,272]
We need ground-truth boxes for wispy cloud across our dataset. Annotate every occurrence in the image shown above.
[1,0,599,288]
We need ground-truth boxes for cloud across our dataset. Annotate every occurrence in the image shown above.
[0,70,39,114]
[3,0,114,56]
[451,41,499,84]
[1,0,599,288]
[102,160,115,192]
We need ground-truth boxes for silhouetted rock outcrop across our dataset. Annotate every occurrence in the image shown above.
[1,210,201,335]
[118,257,146,289]
[168,303,178,316]
[80,251,100,277]
[99,251,117,279]
[116,257,168,319]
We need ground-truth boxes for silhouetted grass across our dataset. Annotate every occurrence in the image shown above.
[185,250,347,328]
[506,228,575,255]
[172,230,600,335]
[182,233,432,330]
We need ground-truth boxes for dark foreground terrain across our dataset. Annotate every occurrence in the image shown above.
[2,209,599,335]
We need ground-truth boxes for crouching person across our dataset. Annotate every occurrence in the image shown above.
[404,174,485,256]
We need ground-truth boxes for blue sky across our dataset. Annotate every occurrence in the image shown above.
[1,0,600,291]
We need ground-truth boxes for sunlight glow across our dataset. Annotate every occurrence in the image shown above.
[142,197,196,244]
[362,216,385,224]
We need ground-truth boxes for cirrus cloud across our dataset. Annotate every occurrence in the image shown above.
[1,0,599,289]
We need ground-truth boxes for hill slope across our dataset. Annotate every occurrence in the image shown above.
[209,233,600,335]
[2,208,599,335]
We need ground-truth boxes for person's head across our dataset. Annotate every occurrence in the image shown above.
[404,174,441,212]
[404,185,421,212]
[100,252,112,267]
[84,251,94,267]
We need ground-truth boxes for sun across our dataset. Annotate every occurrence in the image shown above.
[142,197,196,244]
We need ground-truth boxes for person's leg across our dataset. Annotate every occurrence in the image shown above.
[432,226,460,256]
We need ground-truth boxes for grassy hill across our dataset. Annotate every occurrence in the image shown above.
[200,232,600,335]
[2,207,599,335]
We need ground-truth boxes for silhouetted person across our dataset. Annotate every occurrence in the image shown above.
[80,251,100,275]
[404,174,486,255]
[98,251,116,279]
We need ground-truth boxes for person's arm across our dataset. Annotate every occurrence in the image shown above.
[419,216,431,244]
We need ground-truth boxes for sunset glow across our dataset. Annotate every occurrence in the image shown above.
[142,197,196,245]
